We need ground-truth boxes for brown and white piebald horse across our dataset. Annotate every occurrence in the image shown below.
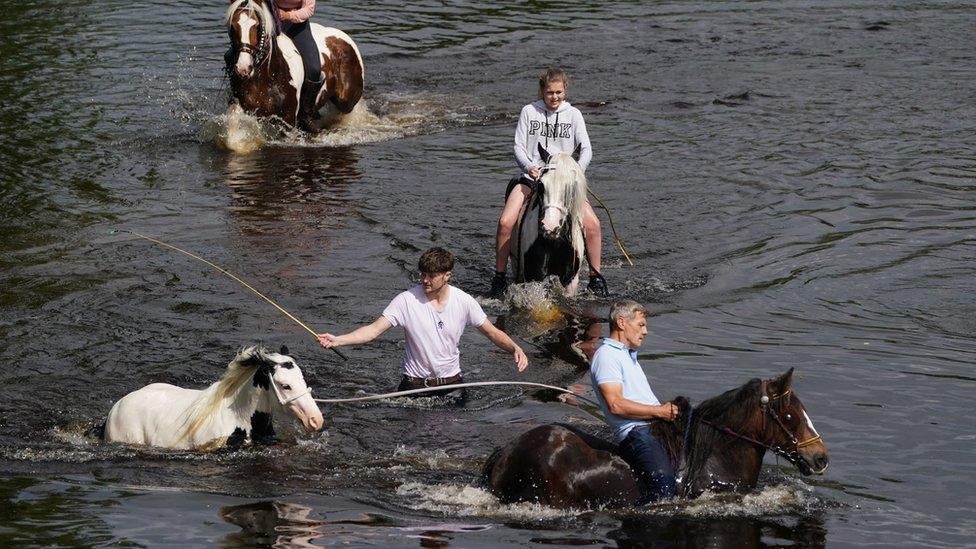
[224,0,364,131]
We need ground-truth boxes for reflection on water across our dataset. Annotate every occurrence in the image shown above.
[608,513,827,548]
[218,500,493,548]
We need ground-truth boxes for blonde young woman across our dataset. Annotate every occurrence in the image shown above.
[490,68,608,298]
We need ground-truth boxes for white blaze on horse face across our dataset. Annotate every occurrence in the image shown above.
[234,12,257,77]
[273,364,323,432]
[541,206,566,235]
[802,410,820,437]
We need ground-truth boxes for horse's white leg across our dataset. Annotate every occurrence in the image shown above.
[565,273,580,297]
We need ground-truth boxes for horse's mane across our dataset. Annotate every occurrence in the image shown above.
[179,345,272,443]
[539,153,587,260]
[676,378,764,491]
[225,0,276,56]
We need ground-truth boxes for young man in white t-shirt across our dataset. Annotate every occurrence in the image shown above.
[318,248,528,395]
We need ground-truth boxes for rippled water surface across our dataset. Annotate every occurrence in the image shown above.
[2,0,975,546]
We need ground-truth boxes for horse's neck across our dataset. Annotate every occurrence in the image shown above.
[194,379,270,426]
[680,414,764,495]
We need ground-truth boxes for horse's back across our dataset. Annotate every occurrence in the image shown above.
[103,383,198,447]
[482,424,638,509]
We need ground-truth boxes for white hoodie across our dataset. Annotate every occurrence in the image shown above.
[514,99,592,178]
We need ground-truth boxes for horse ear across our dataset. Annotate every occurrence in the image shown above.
[279,345,290,356]
[571,143,582,162]
[537,143,552,164]
[770,368,795,394]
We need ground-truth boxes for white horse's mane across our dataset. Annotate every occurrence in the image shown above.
[540,153,587,261]
[224,0,276,57]
[179,345,276,443]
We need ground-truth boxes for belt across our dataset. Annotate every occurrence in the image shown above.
[401,374,462,388]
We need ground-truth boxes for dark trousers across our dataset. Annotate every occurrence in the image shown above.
[282,20,322,84]
[619,425,676,505]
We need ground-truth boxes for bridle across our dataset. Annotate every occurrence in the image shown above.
[699,381,822,465]
[230,3,270,68]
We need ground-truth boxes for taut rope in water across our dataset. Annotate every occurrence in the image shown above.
[114,229,347,361]
[587,188,634,266]
[313,381,601,407]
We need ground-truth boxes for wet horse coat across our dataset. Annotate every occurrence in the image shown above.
[101,346,323,450]
[225,0,364,130]
[482,369,829,508]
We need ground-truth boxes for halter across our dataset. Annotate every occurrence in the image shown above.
[699,382,822,465]
[268,375,311,406]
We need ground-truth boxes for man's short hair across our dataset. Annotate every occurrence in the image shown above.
[608,300,647,328]
[418,247,455,274]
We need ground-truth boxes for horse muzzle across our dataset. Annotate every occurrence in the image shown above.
[794,445,829,475]
[287,399,324,432]
[234,52,254,78]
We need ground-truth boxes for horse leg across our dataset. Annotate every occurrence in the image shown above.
[321,36,364,114]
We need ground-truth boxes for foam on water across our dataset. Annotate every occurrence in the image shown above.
[396,477,823,522]
[201,92,484,152]
[396,482,580,520]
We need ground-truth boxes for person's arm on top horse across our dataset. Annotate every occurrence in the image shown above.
[514,105,542,180]
[573,108,593,172]
[597,382,677,421]
[277,0,314,23]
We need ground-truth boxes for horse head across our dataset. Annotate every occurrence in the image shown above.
[225,0,273,79]
[757,368,829,475]
[239,345,323,433]
[536,143,587,252]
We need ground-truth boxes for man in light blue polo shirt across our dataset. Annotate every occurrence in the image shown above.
[590,300,678,505]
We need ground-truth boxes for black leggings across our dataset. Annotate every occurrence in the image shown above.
[282,20,322,84]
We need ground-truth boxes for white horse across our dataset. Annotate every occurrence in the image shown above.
[102,345,323,450]
[511,144,588,294]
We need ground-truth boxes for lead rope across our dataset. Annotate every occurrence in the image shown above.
[313,380,601,408]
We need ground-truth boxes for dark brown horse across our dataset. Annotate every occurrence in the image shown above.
[482,369,828,508]
[224,0,364,131]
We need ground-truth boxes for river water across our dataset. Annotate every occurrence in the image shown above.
[2,0,975,546]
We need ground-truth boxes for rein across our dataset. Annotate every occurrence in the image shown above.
[698,386,822,464]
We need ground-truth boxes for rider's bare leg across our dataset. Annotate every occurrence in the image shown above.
[582,200,602,275]
[495,185,532,273]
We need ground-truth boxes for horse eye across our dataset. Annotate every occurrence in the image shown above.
[282,384,292,391]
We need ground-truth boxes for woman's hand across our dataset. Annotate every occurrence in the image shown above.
[528,166,542,179]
